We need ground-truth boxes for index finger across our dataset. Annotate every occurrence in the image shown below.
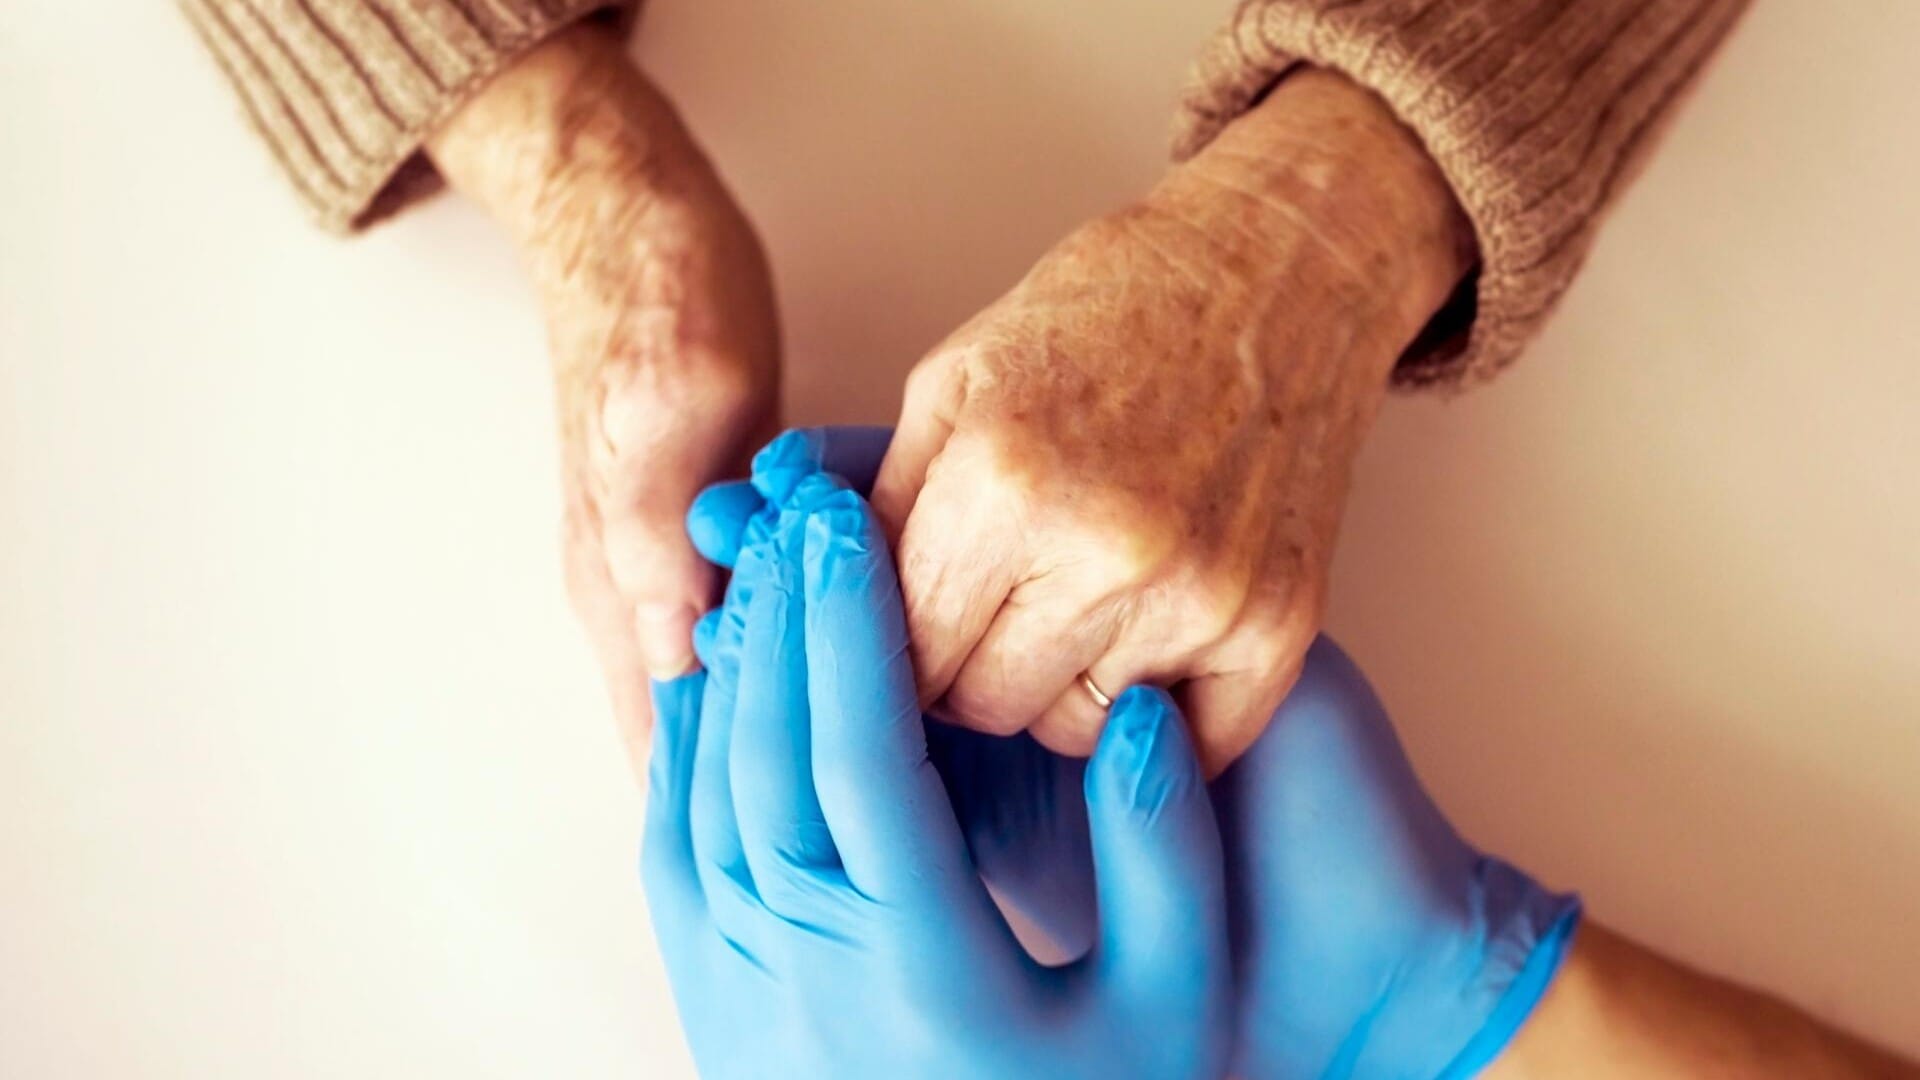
[796,479,976,906]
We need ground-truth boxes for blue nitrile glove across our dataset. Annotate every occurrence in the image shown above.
[1211,640,1581,1078]
[645,472,1234,1080]
[686,427,1098,955]
[925,642,1581,1080]
[685,427,1581,1078]
[684,425,896,571]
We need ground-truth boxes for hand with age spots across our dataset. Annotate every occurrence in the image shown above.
[428,24,778,775]
[870,70,1475,772]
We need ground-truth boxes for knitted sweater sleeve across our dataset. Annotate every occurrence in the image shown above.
[1173,0,1751,390]
[180,0,637,232]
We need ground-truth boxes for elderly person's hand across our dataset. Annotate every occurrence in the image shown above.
[872,70,1473,772]
[428,23,778,775]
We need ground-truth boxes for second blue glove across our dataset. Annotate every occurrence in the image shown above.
[646,469,1234,1079]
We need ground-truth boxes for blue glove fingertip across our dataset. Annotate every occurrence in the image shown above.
[1088,686,1202,816]
[787,471,864,515]
[751,429,829,505]
[688,481,764,569]
[800,503,885,600]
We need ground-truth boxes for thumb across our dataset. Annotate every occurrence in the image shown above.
[604,507,716,680]
[1083,686,1230,1002]
[870,360,960,543]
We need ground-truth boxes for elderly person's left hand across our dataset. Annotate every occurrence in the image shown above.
[871,70,1475,772]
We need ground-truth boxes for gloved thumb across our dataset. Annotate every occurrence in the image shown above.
[1083,687,1230,1009]
[687,481,763,570]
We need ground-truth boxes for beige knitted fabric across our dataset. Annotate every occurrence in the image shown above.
[179,0,636,231]
[1174,0,1751,391]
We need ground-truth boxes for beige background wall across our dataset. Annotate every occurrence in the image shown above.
[3,2,1915,1075]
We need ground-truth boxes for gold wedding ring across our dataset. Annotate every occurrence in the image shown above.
[1079,672,1114,710]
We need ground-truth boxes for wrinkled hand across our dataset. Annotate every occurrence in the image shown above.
[647,470,1231,1080]
[429,24,778,774]
[871,70,1472,773]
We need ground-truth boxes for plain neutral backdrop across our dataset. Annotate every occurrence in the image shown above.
[3,2,1916,1075]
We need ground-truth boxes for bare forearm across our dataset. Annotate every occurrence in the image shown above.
[1491,923,1916,1079]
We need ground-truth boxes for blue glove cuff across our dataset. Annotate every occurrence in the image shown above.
[1435,896,1582,1080]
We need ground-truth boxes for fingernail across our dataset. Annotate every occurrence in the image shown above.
[637,604,700,679]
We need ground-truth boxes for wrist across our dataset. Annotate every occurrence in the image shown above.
[1488,923,1917,1079]
[425,22,703,267]
[1149,67,1474,387]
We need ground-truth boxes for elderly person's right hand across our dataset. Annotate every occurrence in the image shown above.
[428,23,779,777]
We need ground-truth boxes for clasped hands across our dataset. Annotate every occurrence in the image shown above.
[642,429,1579,1080]
[425,25,1475,781]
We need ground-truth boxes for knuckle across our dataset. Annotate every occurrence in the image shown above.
[952,435,1041,514]
[901,352,952,405]
[751,841,831,918]
[1237,614,1303,660]
[1171,561,1255,644]
[1214,600,1320,671]
[1019,501,1171,593]
[1073,512,1168,587]
[753,876,810,921]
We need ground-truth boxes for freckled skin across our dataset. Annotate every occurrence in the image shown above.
[874,70,1476,773]
[428,24,779,779]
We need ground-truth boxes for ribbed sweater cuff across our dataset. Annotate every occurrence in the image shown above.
[1173,0,1750,391]
[182,0,637,233]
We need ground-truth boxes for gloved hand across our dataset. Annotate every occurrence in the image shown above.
[687,427,1099,955]
[1212,640,1581,1078]
[686,426,1581,1079]
[644,469,1233,1079]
